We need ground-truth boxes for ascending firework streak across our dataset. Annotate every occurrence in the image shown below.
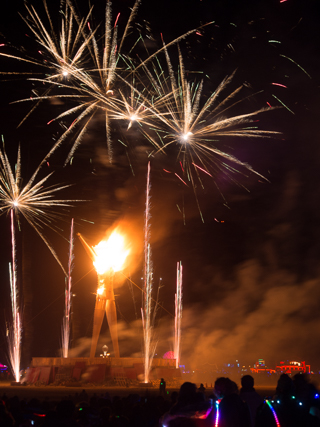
[141,162,157,383]
[0,143,77,379]
[61,218,74,358]
[7,210,21,382]
[174,261,183,369]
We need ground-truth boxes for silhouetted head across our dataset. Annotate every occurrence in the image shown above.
[177,382,197,406]
[241,375,255,391]
[276,374,295,396]
[214,377,238,399]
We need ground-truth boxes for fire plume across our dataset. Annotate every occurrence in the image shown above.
[93,230,130,275]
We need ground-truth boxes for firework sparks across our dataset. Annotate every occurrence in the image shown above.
[141,162,158,383]
[28,0,142,165]
[0,0,142,163]
[7,210,21,383]
[2,2,281,214]
[61,218,74,358]
[147,45,279,175]
[0,1,95,128]
[3,1,216,169]
[132,44,280,217]
[0,144,78,275]
[0,144,77,379]
[0,1,92,76]
[21,1,94,80]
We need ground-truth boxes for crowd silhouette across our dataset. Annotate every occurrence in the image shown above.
[1,373,320,426]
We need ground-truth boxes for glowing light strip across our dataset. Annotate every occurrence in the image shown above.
[215,399,221,427]
[265,400,280,427]
[196,407,213,419]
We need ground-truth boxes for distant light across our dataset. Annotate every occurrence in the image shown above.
[299,402,303,406]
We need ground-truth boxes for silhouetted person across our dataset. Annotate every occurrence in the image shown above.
[255,373,320,427]
[198,383,206,393]
[160,378,166,396]
[214,377,251,427]
[160,381,214,426]
[293,373,320,417]
[240,375,263,426]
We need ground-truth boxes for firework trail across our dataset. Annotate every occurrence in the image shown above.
[7,210,21,382]
[174,261,183,369]
[141,161,157,383]
[0,143,77,378]
[61,218,74,358]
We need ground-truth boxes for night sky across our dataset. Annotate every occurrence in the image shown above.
[1,0,320,377]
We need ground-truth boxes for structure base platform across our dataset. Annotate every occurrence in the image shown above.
[24,357,181,386]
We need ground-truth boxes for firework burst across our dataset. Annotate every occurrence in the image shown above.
[145,46,279,177]
[2,2,280,208]
[0,144,78,274]
[25,0,142,165]
[2,0,214,168]
[0,0,95,128]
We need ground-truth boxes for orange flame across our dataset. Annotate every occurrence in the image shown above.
[93,230,130,275]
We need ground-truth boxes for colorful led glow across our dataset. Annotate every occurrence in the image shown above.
[196,406,213,419]
[215,399,221,427]
[265,400,280,427]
